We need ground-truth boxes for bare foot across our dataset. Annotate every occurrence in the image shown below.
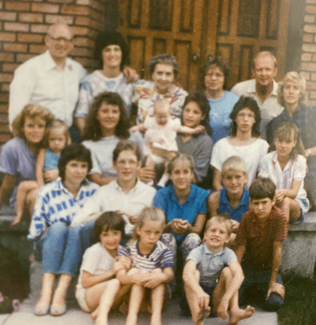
[150,314,162,325]
[125,314,137,325]
[217,299,229,319]
[96,316,108,325]
[91,307,99,320]
[229,306,255,325]
[11,215,22,226]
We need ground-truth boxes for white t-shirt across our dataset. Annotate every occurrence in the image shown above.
[211,137,269,187]
[143,116,181,155]
[77,242,122,288]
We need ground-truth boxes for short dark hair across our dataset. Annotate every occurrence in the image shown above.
[83,92,130,141]
[112,140,141,162]
[181,91,212,136]
[94,211,125,242]
[148,54,179,78]
[94,31,129,70]
[198,57,230,91]
[229,96,261,137]
[249,177,276,201]
[58,144,92,181]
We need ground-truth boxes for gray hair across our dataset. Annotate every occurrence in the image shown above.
[148,53,179,78]
[252,51,277,69]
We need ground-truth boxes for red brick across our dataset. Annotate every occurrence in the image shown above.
[304,24,316,33]
[305,15,316,23]
[0,2,3,10]
[0,93,9,102]
[301,71,311,80]
[32,3,59,13]
[5,2,30,11]
[311,73,316,81]
[310,91,316,99]
[306,5,316,14]
[0,53,14,62]
[4,22,29,32]
[75,16,91,26]
[303,33,314,42]
[45,14,74,24]
[61,5,89,15]
[70,47,93,57]
[91,0,104,12]
[76,0,90,4]
[31,24,50,33]
[1,84,10,92]
[19,13,43,23]
[30,44,46,54]
[74,36,94,47]
[2,63,20,72]
[302,53,312,61]
[0,124,10,133]
[71,26,89,35]
[307,81,316,89]
[303,43,316,52]
[16,53,36,63]
[48,0,74,3]
[18,33,44,43]
[0,74,13,82]
[0,33,16,41]
[4,43,27,52]
[307,0,316,3]
[0,134,11,143]
[0,12,17,21]
[74,57,98,69]
[0,104,8,112]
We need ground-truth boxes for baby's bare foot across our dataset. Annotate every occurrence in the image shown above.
[229,305,255,325]
[91,306,99,320]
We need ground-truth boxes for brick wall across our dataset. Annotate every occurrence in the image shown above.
[301,0,316,105]
[0,0,106,145]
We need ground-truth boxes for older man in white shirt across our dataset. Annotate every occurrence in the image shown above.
[9,23,86,135]
[231,51,283,139]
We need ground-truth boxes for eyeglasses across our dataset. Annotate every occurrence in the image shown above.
[236,112,255,118]
[48,35,73,43]
[205,72,224,78]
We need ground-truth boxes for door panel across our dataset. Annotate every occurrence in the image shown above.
[116,0,290,90]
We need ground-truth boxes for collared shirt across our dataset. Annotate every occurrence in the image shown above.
[218,188,249,222]
[27,178,99,240]
[133,80,188,124]
[235,207,288,272]
[9,50,87,127]
[231,79,283,139]
[187,244,237,285]
[75,71,142,117]
[118,240,173,271]
[259,151,308,201]
[71,179,156,234]
[153,184,208,243]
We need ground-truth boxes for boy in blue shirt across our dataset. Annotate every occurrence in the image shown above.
[181,215,254,325]
[208,156,249,243]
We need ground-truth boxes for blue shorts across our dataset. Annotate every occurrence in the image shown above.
[179,282,217,317]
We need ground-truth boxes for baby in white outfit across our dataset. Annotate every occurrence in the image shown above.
[132,99,204,171]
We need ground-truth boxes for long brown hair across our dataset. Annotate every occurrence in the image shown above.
[83,92,130,141]
[269,122,305,160]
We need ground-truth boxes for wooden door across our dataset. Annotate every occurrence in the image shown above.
[116,0,205,90]
[116,0,290,90]
[205,0,290,86]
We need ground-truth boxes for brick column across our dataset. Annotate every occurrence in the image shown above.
[301,0,316,105]
[0,0,106,145]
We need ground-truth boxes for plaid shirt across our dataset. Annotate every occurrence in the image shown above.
[27,178,99,240]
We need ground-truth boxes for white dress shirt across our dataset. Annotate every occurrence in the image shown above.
[231,79,283,139]
[9,50,87,127]
[71,179,156,234]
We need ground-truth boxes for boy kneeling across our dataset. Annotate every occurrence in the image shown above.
[235,177,288,311]
[181,215,254,325]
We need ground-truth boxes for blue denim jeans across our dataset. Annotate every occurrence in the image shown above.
[239,263,284,311]
[37,223,83,277]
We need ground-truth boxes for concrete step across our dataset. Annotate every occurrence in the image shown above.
[2,299,277,325]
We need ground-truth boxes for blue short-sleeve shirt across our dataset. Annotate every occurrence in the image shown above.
[153,184,209,243]
[218,188,249,222]
[187,244,237,285]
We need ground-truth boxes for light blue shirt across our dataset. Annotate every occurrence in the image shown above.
[187,244,237,285]
[208,91,239,143]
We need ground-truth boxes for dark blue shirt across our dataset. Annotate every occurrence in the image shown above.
[217,188,249,223]
[153,184,209,243]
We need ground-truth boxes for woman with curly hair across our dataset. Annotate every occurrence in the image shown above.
[82,92,143,186]
[211,96,269,190]
[0,103,54,214]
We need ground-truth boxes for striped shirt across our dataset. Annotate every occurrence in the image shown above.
[28,178,99,240]
[118,240,173,271]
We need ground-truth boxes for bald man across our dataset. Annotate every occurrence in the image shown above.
[9,23,86,131]
[231,52,283,139]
